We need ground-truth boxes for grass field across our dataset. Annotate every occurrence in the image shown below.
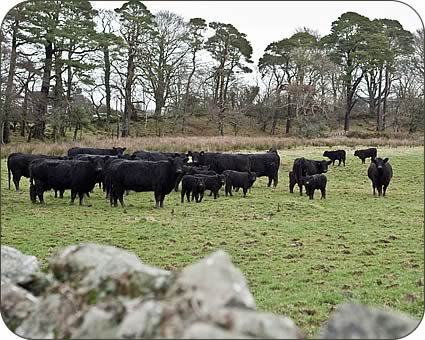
[1,146,423,336]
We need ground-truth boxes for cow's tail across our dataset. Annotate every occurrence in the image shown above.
[7,156,11,190]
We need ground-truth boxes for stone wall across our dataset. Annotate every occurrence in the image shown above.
[1,244,420,338]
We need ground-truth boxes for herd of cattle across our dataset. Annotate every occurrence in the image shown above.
[5,146,393,208]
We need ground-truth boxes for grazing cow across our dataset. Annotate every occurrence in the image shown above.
[289,171,296,193]
[291,157,332,195]
[302,174,327,199]
[193,174,226,199]
[248,148,280,187]
[188,151,250,174]
[67,147,126,157]
[354,148,377,164]
[7,153,68,191]
[109,158,184,208]
[181,175,206,203]
[323,149,346,166]
[223,170,257,197]
[367,157,393,196]
[29,158,104,205]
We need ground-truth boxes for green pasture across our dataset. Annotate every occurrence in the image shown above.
[1,146,423,336]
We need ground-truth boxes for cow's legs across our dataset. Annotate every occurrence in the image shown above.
[273,175,278,187]
[321,188,326,199]
[298,183,303,196]
[13,173,21,191]
[78,192,85,205]
[383,184,388,196]
[30,185,37,204]
[70,191,77,205]
[372,184,376,196]
[154,192,161,209]
[267,176,272,187]
[377,185,383,197]
[243,188,247,197]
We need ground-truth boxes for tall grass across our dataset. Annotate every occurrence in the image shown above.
[0,135,423,158]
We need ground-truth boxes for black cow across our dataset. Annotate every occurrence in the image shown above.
[174,165,216,192]
[291,158,332,196]
[193,174,226,199]
[367,157,393,196]
[181,175,206,203]
[223,170,257,197]
[132,150,188,162]
[7,153,68,191]
[289,171,296,193]
[354,148,377,164]
[73,154,112,190]
[109,158,184,208]
[188,151,250,174]
[248,148,280,187]
[67,147,126,157]
[29,158,104,205]
[302,174,327,199]
[323,150,346,166]
[188,151,219,167]
[104,158,131,200]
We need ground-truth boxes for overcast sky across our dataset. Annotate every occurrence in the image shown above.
[0,0,423,63]
[90,0,424,63]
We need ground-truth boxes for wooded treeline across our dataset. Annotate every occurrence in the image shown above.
[0,1,423,143]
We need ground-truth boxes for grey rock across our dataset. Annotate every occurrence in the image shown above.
[319,302,420,339]
[167,250,256,310]
[70,306,119,339]
[182,322,254,339]
[210,307,304,339]
[49,243,172,298]
[117,300,164,338]
[15,291,80,339]
[1,245,39,285]
[0,278,39,331]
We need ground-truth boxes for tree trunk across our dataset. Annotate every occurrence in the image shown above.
[285,94,291,134]
[382,67,390,131]
[33,41,54,140]
[376,67,383,131]
[103,46,112,132]
[344,83,351,132]
[53,50,64,142]
[2,18,19,144]
[122,50,134,137]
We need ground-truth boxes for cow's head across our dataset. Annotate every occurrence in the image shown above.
[354,150,359,156]
[248,171,257,182]
[316,160,330,173]
[218,174,226,185]
[89,157,104,173]
[169,157,184,174]
[372,157,389,174]
[190,151,204,165]
[197,177,206,191]
[113,147,126,156]
[323,151,329,157]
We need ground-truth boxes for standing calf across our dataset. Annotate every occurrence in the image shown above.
[367,157,393,196]
[354,148,377,164]
[223,170,256,197]
[181,175,206,203]
[323,150,346,166]
[302,174,327,200]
